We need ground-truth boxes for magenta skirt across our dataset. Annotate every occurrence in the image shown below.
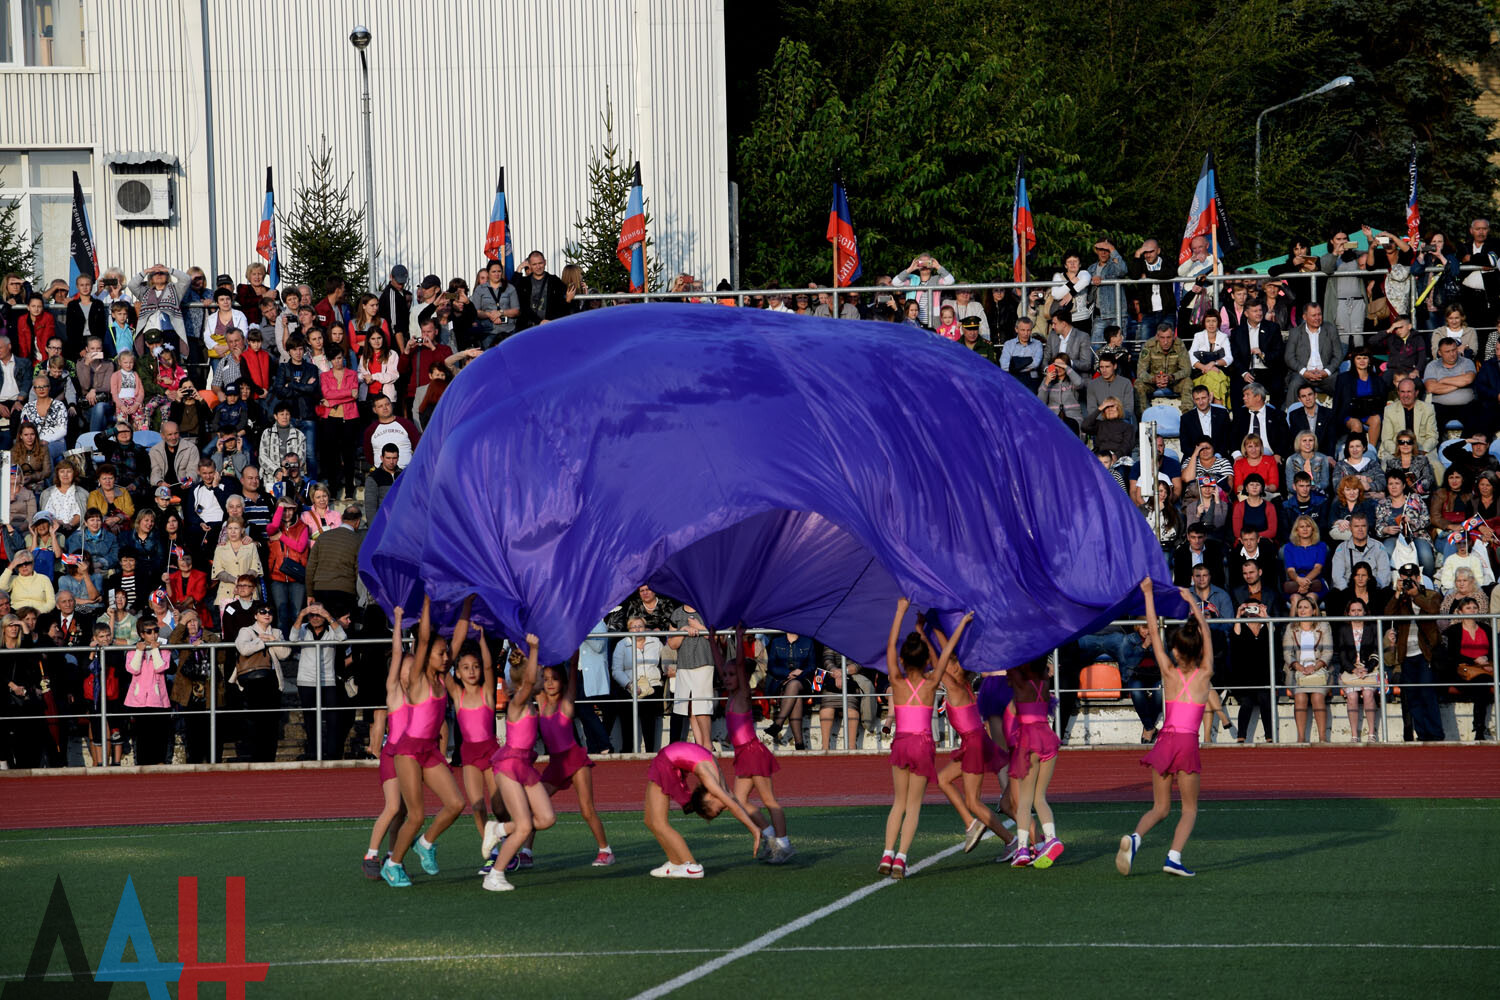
[889,732,938,782]
[460,737,500,770]
[378,746,397,783]
[732,737,780,779]
[1008,721,1060,781]
[540,744,593,787]
[647,754,694,807]
[491,745,541,786]
[951,727,1005,776]
[392,735,446,770]
[1141,731,1202,777]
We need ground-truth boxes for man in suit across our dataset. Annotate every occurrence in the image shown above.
[1286,383,1338,456]
[1045,309,1094,373]
[1229,301,1284,405]
[1172,522,1226,588]
[1282,302,1345,408]
[1229,382,1291,458]
[1458,218,1500,330]
[1177,384,1235,459]
[1378,378,1439,460]
[1228,523,1285,589]
[1126,239,1176,342]
[1230,556,1285,623]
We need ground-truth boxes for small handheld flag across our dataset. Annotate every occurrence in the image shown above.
[68,171,98,295]
[826,177,862,287]
[1406,146,1421,246]
[1012,153,1036,283]
[60,553,84,567]
[617,162,646,294]
[483,168,516,278]
[256,167,279,289]
[1446,515,1486,546]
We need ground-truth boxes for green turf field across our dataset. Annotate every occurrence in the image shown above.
[3,800,1497,999]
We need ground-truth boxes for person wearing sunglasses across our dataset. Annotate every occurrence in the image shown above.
[124,619,173,765]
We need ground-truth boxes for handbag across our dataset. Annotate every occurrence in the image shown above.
[1339,670,1379,687]
[1366,296,1391,323]
[1294,667,1328,687]
[1457,662,1495,682]
[278,554,306,582]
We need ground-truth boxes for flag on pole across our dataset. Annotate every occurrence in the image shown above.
[67,170,97,295]
[1178,152,1239,264]
[826,176,862,287]
[483,167,516,278]
[617,161,646,293]
[256,167,279,289]
[1406,146,1421,245]
[1012,153,1036,283]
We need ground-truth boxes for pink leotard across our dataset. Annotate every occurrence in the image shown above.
[648,740,714,806]
[1008,676,1060,780]
[1141,666,1206,776]
[946,700,983,735]
[662,740,713,772]
[538,705,577,753]
[497,711,539,760]
[456,691,495,744]
[727,707,778,779]
[384,702,409,749]
[406,688,446,740]
[538,702,593,787]
[893,676,934,734]
[1161,669,1207,734]
[725,708,756,746]
[889,675,938,781]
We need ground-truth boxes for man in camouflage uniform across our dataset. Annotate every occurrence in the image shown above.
[1135,319,1193,413]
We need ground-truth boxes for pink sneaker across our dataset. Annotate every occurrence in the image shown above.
[877,852,893,875]
[592,849,615,867]
[890,856,907,880]
[1032,837,1065,869]
[1010,846,1035,868]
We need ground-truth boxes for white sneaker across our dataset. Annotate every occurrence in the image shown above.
[766,843,797,865]
[482,820,507,857]
[649,862,676,878]
[667,863,705,879]
[962,818,986,854]
[481,870,514,892]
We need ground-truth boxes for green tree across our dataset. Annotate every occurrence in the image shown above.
[565,92,662,293]
[280,136,371,296]
[0,169,37,281]
[736,37,1109,287]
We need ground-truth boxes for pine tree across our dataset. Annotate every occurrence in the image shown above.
[280,136,371,296]
[0,168,37,280]
[565,91,662,293]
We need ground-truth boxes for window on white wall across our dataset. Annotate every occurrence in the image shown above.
[0,149,93,282]
[0,0,86,68]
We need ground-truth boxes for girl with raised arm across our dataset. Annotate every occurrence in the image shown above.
[878,598,971,880]
[643,739,761,878]
[534,660,613,867]
[384,597,467,887]
[451,611,503,867]
[1118,578,1222,878]
[710,622,794,864]
[926,619,1018,862]
[362,606,411,879]
[482,632,556,892]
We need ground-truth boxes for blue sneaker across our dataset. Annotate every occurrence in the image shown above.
[478,847,500,876]
[1115,834,1137,876]
[381,859,412,888]
[1163,856,1195,877]
[413,839,439,875]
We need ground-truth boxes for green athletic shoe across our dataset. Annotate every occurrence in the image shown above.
[381,859,412,888]
[413,839,439,875]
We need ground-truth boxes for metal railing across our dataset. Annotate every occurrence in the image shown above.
[0,610,1493,772]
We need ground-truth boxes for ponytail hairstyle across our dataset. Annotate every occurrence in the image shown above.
[898,631,930,677]
[684,784,716,819]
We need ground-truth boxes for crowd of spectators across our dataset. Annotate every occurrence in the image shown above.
[5,217,1500,766]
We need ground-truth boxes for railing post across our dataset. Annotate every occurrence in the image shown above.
[840,654,849,752]
[208,645,218,765]
[1267,622,1279,744]
[99,666,110,767]
[1376,615,1389,744]
[314,644,323,762]
[1490,611,1498,742]
[630,650,641,754]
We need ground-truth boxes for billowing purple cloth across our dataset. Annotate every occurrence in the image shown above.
[358,304,1177,669]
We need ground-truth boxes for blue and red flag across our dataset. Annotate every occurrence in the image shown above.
[483,168,515,278]
[256,167,279,289]
[617,162,646,293]
[1406,146,1421,245]
[826,176,862,287]
[1012,153,1036,283]
[68,170,97,295]
[1178,152,1239,264]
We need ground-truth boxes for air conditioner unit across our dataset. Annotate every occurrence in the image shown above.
[110,173,170,222]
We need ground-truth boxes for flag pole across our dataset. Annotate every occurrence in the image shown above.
[831,169,841,318]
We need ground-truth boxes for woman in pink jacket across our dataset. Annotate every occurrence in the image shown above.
[124,619,174,765]
[318,351,361,503]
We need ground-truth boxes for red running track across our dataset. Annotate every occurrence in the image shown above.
[2,746,1497,831]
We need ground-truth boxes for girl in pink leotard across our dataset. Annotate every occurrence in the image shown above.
[451,620,502,867]
[879,598,972,880]
[534,662,612,866]
[481,631,555,892]
[709,622,793,864]
[1119,579,1221,878]
[644,740,760,878]
[362,606,411,879]
[384,597,468,888]
[1007,656,1064,869]
[925,619,1017,862]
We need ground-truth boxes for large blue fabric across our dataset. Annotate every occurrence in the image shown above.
[358,304,1179,669]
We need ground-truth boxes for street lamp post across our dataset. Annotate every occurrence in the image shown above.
[350,25,376,291]
[1254,74,1354,254]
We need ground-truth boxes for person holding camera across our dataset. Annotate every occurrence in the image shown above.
[1036,351,1084,423]
[1383,563,1443,741]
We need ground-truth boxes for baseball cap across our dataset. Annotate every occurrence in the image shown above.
[391,264,409,283]
[154,485,174,501]
[215,273,233,288]
[420,274,442,290]
[29,511,52,526]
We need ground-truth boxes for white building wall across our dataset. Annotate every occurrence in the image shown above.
[0,0,729,288]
